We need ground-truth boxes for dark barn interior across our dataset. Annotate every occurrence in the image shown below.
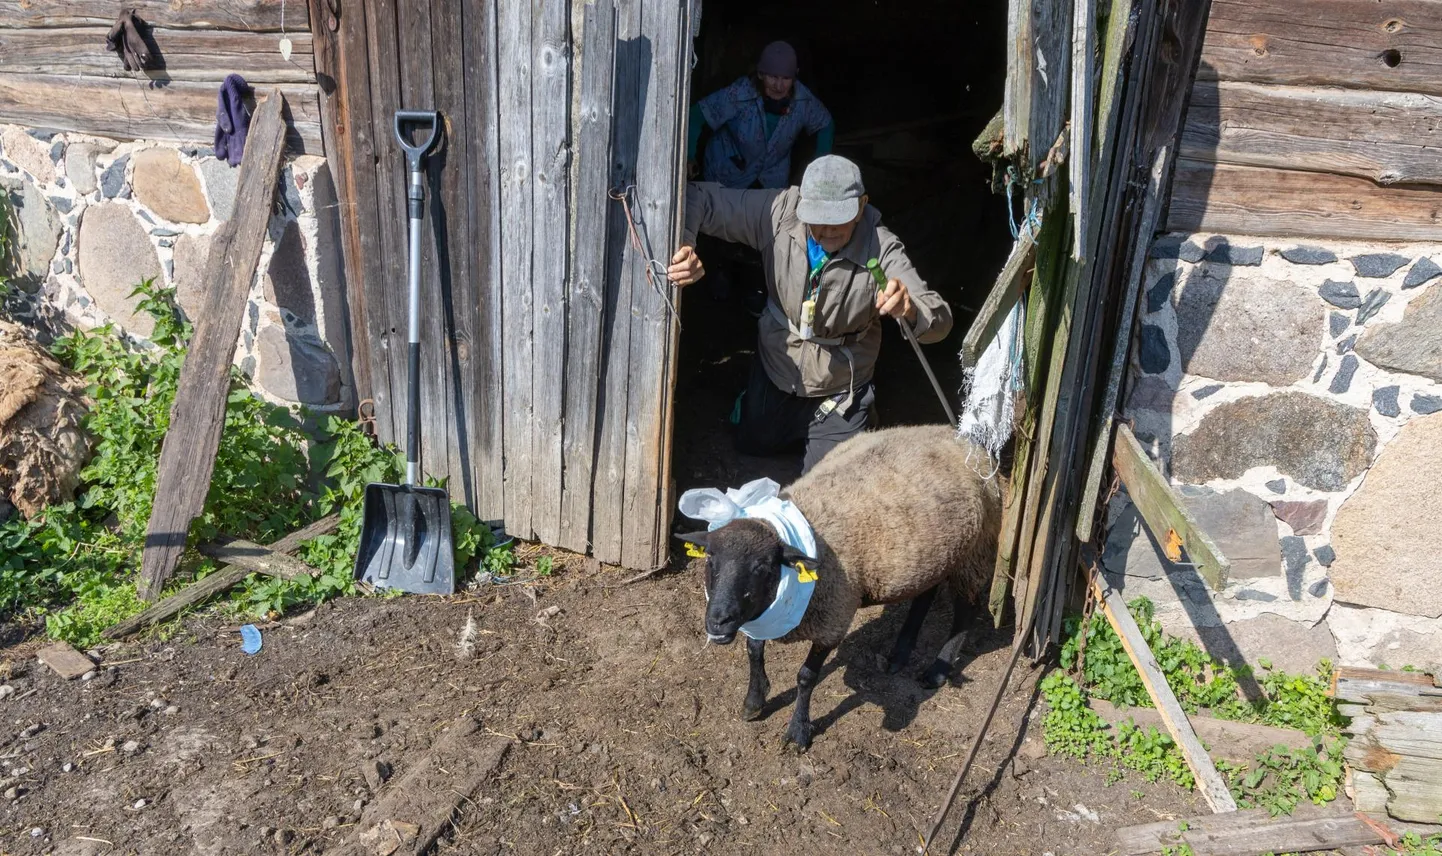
[671,0,1014,494]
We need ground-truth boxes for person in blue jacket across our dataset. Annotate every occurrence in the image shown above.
[686,40,834,313]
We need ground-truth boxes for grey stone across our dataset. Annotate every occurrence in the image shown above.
[162,257,173,280]
[1102,489,1281,582]
[263,220,316,323]
[1319,280,1361,309]
[1309,578,1330,598]
[254,326,341,405]
[170,232,210,321]
[1329,355,1359,394]
[136,208,154,225]
[241,355,257,377]
[100,155,129,198]
[1281,536,1308,600]
[1356,284,1442,383]
[1235,590,1278,602]
[183,146,215,159]
[1202,241,1264,266]
[132,149,209,224]
[1404,257,1442,290]
[1350,252,1411,279]
[1356,288,1391,325]
[197,158,239,221]
[1336,334,1357,354]
[1173,392,1377,492]
[1374,386,1401,417]
[248,301,260,335]
[49,195,72,214]
[1124,375,1176,414]
[1,127,55,184]
[1331,414,1442,617]
[150,227,181,238]
[1139,324,1170,374]
[1282,246,1336,266]
[63,143,110,196]
[25,129,53,141]
[49,141,65,163]
[1314,545,1336,567]
[1266,479,1287,494]
[60,231,70,255]
[1412,394,1442,415]
[1313,356,1328,384]
[1271,499,1328,535]
[1174,269,1324,385]
[51,258,63,274]
[76,203,164,337]
[1146,271,1175,314]
[0,176,62,287]
[1192,384,1223,400]
[1329,312,1350,337]
[1150,236,1204,263]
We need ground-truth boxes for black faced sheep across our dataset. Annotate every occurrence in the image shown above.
[677,424,1002,750]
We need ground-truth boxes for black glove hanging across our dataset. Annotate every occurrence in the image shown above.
[214,74,252,168]
[105,9,154,72]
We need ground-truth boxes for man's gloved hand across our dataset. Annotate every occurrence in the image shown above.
[105,9,153,72]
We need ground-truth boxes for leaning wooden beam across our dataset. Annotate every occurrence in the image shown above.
[195,537,322,579]
[137,90,289,602]
[1089,568,1238,813]
[1115,804,1384,856]
[961,228,1038,368]
[105,515,339,639]
[1068,0,1095,260]
[1112,422,1232,590]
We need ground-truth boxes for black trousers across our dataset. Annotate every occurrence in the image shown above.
[735,358,875,474]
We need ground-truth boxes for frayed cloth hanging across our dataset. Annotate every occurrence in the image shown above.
[958,298,1025,476]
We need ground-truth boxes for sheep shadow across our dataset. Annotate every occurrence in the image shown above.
[753,598,1012,738]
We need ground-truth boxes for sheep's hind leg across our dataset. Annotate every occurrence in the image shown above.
[886,587,937,674]
[742,637,770,721]
[920,593,974,689]
[783,643,833,751]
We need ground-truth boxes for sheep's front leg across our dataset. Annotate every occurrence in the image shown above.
[887,587,937,674]
[783,643,833,751]
[742,637,770,721]
[921,593,975,688]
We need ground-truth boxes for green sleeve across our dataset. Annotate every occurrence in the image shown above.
[687,103,706,161]
[814,121,835,156]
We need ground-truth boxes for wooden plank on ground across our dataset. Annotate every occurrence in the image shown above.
[195,537,320,579]
[0,27,315,82]
[1167,158,1442,247]
[1182,82,1442,186]
[1090,568,1239,813]
[1116,804,1383,856]
[961,229,1037,368]
[529,0,570,547]
[619,0,685,570]
[0,0,303,31]
[497,0,535,542]
[105,515,339,639]
[137,90,288,602]
[352,718,510,856]
[1113,422,1231,589]
[559,0,617,555]
[0,72,321,153]
[1197,0,1442,97]
[37,641,95,679]
[1087,698,1313,764]
[590,0,644,565]
[462,0,505,522]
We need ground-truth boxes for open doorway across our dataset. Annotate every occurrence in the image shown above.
[670,0,1013,495]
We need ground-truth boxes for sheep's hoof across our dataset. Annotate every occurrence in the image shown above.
[782,719,814,752]
[885,651,911,675]
[741,700,765,721]
[919,662,953,689]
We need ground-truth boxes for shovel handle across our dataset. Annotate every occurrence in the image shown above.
[394,110,440,173]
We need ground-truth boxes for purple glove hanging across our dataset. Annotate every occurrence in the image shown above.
[214,74,252,168]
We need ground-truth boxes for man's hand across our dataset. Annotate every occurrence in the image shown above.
[876,277,916,323]
[668,246,705,286]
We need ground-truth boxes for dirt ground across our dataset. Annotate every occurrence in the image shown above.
[0,561,1203,856]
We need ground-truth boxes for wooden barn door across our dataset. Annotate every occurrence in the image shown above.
[319,0,696,570]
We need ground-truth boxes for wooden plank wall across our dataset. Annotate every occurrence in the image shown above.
[1166,0,1442,239]
[329,0,692,569]
[0,0,320,152]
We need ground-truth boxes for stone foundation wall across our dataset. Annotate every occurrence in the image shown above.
[1104,232,1442,674]
[0,124,352,411]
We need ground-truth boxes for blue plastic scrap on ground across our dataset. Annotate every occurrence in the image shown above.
[240,624,263,656]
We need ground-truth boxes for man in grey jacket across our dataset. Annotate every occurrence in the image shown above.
[667,155,953,473]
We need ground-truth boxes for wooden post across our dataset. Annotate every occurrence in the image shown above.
[137,90,289,601]
[1088,569,1239,813]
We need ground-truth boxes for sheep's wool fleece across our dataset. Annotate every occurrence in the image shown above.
[678,478,818,640]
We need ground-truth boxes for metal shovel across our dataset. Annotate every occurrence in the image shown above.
[354,110,455,596]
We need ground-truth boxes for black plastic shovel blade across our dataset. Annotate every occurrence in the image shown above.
[354,482,455,595]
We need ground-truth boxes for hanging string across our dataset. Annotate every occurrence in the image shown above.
[609,184,681,327]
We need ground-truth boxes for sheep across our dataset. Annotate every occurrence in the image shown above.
[676,424,1002,751]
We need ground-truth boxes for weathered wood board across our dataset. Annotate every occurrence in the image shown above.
[1167,159,1442,241]
[0,72,322,153]
[1116,803,1384,856]
[0,27,315,82]
[1182,82,1442,186]
[0,0,305,31]
[1335,667,1442,822]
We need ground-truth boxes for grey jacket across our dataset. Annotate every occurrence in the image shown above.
[682,182,952,398]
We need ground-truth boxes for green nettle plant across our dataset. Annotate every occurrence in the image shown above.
[1,278,514,647]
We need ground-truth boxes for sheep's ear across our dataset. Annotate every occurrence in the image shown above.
[674,531,710,558]
[779,545,813,568]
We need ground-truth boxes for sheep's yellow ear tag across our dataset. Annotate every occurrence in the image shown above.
[684,542,707,559]
[795,561,818,583]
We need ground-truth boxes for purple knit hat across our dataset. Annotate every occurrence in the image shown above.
[757,41,798,77]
